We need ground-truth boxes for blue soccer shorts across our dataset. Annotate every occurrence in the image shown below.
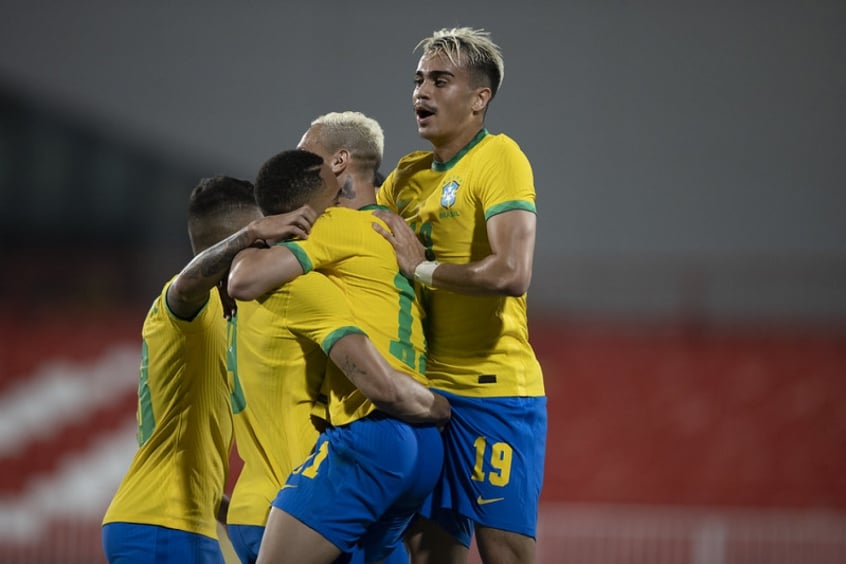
[227,523,409,564]
[102,522,225,564]
[226,524,264,564]
[420,391,547,543]
[271,412,444,561]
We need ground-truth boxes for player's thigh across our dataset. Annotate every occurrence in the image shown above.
[405,515,470,564]
[256,507,340,564]
[475,525,536,564]
[438,393,547,537]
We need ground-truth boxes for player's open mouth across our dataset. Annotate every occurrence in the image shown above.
[416,108,434,126]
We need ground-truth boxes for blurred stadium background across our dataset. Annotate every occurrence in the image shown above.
[1,2,844,563]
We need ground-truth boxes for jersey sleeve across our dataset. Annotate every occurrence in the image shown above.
[375,169,398,211]
[159,276,217,334]
[284,273,365,354]
[478,137,537,221]
[279,209,353,272]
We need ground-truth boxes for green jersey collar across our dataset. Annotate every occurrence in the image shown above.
[432,129,488,172]
[359,203,389,212]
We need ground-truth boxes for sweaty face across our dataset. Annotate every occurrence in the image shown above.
[413,52,483,148]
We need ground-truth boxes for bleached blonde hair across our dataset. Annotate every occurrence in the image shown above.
[310,111,384,172]
[415,27,505,97]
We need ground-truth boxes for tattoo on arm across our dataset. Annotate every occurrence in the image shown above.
[185,230,253,282]
[337,354,367,382]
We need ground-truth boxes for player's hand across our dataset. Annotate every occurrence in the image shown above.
[252,205,317,245]
[216,278,237,320]
[372,210,427,279]
[431,392,451,431]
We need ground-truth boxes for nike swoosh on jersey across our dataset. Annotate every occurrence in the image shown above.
[280,484,298,490]
[476,495,505,505]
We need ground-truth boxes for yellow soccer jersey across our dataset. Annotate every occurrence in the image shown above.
[103,277,232,539]
[226,272,364,527]
[281,206,427,426]
[377,130,545,398]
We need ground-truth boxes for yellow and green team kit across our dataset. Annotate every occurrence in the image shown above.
[281,205,428,426]
[103,277,232,540]
[226,272,365,527]
[377,130,545,398]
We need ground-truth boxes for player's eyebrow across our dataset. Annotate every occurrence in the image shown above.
[416,69,456,80]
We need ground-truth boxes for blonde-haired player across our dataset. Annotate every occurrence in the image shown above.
[225,112,414,564]
[375,27,546,564]
[229,147,450,564]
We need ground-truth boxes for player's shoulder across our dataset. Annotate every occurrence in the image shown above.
[479,131,524,154]
[396,150,434,172]
[321,206,366,222]
[382,151,435,194]
[143,280,171,322]
[316,206,352,223]
[316,206,381,237]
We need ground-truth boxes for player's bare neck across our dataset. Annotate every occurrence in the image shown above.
[432,126,486,164]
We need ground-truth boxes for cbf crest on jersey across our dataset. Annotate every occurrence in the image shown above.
[441,180,460,208]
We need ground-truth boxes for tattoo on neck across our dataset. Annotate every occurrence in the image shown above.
[341,177,356,201]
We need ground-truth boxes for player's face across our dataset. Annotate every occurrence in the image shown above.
[413,52,482,147]
[298,126,360,209]
[297,127,333,166]
[311,161,341,215]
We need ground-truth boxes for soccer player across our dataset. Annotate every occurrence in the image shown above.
[227,270,442,564]
[373,27,547,564]
[297,111,385,212]
[101,176,316,564]
[228,149,449,563]
[225,111,412,564]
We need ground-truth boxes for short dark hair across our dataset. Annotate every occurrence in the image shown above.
[255,150,325,215]
[186,176,257,253]
[188,176,256,223]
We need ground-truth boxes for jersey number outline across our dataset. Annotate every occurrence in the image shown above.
[291,440,330,479]
[389,273,426,373]
[409,220,434,259]
[471,436,513,487]
[227,316,247,414]
[137,339,155,446]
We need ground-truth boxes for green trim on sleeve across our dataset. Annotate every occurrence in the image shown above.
[322,326,368,354]
[279,242,314,273]
[484,200,537,220]
[163,279,209,322]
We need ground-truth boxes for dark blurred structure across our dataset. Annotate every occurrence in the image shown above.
[0,82,208,314]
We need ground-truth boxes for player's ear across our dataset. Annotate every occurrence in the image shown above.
[472,87,492,113]
[332,149,350,174]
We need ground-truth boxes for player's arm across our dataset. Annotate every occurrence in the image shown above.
[227,244,305,301]
[373,208,535,297]
[168,206,315,319]
[329,333,451,426]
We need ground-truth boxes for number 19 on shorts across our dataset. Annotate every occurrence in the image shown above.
[471,437,513,487]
